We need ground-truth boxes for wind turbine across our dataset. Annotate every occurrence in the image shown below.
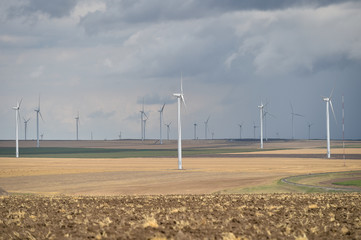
[75,112,80,140]
[13,99,22,158]
[143,113,148,140]
[173,74,186,170]
[323,89,337,158]
[159,103,166,144]
[258,102,264,149]
[193,123,197,140]
[253,121,258,139]
[290,103,304,140]
[34,95,43,148]
[23,117,30,140]
[307,122,313,140]
[140,98,147,141]
[204,116,210,140]
[119,131,122,140]
[238,123,243,140]
[165,122,172,140]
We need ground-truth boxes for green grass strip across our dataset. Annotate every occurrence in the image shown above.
[333,179,361,187]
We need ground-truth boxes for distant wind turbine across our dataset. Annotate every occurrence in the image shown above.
[290,103,304,139]
[258,102,264,149]
[165,122,172,140]
[238,123,243,140]
[159,103,166,144]
[253,121,258,139]
[23,117,30,140]
[119,131,122,140]
[193,123,197,140]
[204,116,210,140]
[143,113,148,140]
[307,122,313,140]
[75,112,80,140]
[140,98,147,141]
[13,99,22,158]
[34,95,43,148]
[323,89,337,158]
[173,74,186,170]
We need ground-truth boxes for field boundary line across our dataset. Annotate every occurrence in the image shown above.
[281,171,361,192]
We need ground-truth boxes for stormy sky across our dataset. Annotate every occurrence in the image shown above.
[1,0,360,141]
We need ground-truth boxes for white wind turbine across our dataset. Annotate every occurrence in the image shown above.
[258,102,264,149]
[75,112,80,140]
[323,89,337,159]
[34,95,43,148]
[23,117,30,140]
[173,75,186,170]
[204,115,210,140]
[159,103,166,144]
[13,99,22,158]
[140,98,147,141]
[290,103,304,140]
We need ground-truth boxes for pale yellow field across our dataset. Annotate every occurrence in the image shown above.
[1,145,361,195]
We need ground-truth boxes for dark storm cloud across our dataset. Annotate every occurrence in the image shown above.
[80,0,356,34]
[7,0,77,19]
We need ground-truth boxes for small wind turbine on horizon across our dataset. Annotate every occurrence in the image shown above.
[307,122,313,140]
[165,122,172,140]
[258,102,264,149]
[323,89,337,159]
[159,103,166,144]
[23,117,30,140]
[193,123,197,140]
[204,116,210,140]
[290,103,304,140]
[173,74,186,170]
[34,95,43,148]
[253,121,258,139]
[13,99,22,158]
[119,131,122,140]
[75,112,80,140]
[238,123,243,140]
[140,99,148,141]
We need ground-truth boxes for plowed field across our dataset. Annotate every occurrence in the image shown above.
[1,194,361,239]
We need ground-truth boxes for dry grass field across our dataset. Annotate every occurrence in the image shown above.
[0,139,361,195]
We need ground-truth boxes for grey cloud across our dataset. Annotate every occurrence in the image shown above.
[88,110,115,119]
[137,94,176,106]
[7,0,77,19]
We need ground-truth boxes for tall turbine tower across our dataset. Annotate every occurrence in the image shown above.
[173,75,186,170]
[258,103,264,149]
[204,116,210,140]
[13,99,22,158]
[34,95,43,148]
[290,103,304,140]
[323,90,337,158]
[23,117,30,140]
[159,103,165,144]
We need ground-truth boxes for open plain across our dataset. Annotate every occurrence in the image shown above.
[1,139,361,239]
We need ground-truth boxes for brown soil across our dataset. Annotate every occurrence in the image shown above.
[1,194,360,239]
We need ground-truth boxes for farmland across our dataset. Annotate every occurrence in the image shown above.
[1,139,361,239]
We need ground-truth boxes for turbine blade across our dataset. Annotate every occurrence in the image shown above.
[18,98,23,108]
[39,111,44,122]
[181,72,183,94]
[329,87,335,99]
[294,113,304,117]
[181,94,187,111]
[290,102,294,114]
[329,100,337,124]
[161,103,165,112]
